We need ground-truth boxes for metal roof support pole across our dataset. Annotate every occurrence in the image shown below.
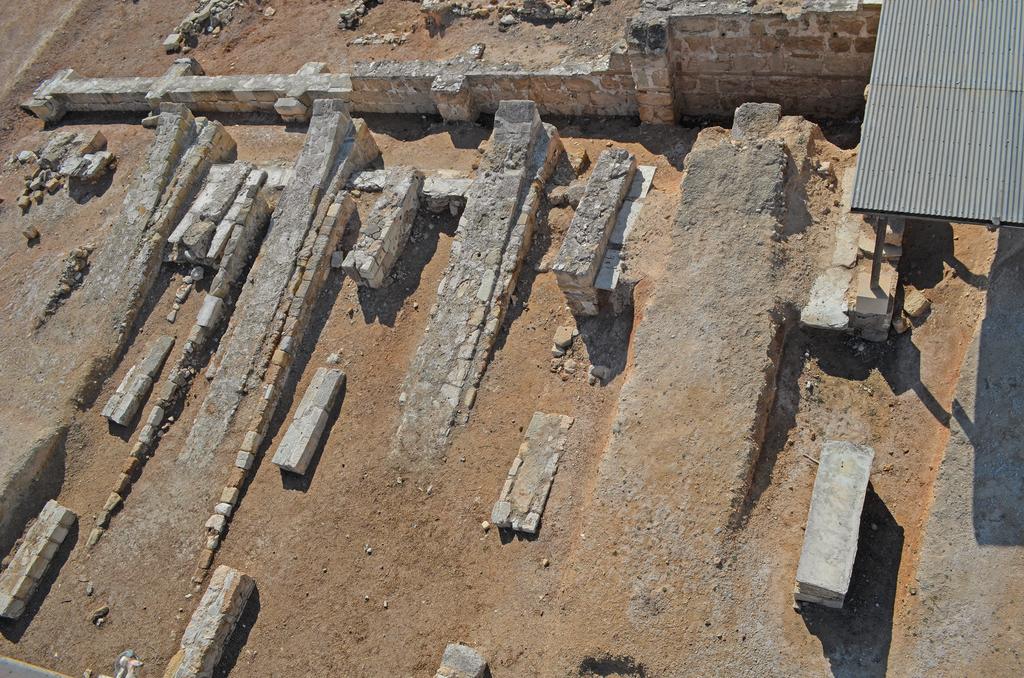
[870,216,887,290]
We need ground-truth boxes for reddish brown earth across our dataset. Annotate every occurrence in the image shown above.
[0,2,1004,677]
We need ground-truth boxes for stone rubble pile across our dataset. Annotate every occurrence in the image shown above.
[12,131,115,213]
[343,166,424,288]
[0,500,77,620]
[338,0,381,30]
[491,412,573,533]
[794,441,874,609]
[164,565,254,678]
[271,368,346,474]
[434,643,488,678]
[392,100,563,466]
[422,0,598,33]
[165,0,242,53]
[39,245,94,320]
[101,336,175,427]
[552,148,637,315]
[166,161,258,266]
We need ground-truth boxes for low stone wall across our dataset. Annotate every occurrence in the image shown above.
[25,1,878,126]
[627,0,880,122]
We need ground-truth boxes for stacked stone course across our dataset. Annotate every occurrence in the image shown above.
[343,166,424,288]
[0,501,76,619]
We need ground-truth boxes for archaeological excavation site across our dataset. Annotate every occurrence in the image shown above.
[0,0,1021,676]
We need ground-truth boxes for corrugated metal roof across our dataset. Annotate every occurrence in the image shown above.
[851,0,1024,226]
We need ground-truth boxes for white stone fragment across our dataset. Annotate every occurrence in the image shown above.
[490,412,573,534]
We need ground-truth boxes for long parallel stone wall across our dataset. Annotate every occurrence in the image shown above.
[23,2,878,126]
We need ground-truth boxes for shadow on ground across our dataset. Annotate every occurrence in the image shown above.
[956,228,1024,545]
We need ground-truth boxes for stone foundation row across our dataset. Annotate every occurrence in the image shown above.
[0,501,76,620]
[188,104,379,585]
[392,100,563,466]
[88,113,270,547]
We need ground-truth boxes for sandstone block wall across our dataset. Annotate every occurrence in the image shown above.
[343,166,423,288]
[0,500,76,619]
[627,0,880,122]
[26,1,878,127]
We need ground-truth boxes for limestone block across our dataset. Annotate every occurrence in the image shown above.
[435,643,488,678]
[164,565,254,678]
[0,500,77,620]
[274,96,308,122]
[196,295,224,329]
[795,440,874,608]
[801,266,854,331]
[431,74,479,122]
[552,148,637,315]
[594,164,655,293]
[491,412,573,534]
[732,102,782,140]
[271,368,345,474]
[103,336,175,426]
[342,166,423,288]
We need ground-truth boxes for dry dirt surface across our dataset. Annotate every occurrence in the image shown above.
[0,2,1018,678]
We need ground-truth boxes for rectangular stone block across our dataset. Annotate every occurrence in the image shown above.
[794,440,874,608]
[164,565,254,678]
[491,412,573,534]
[271,368,345,474]
[342,166,423,288]
[552,148,637,315]
[0,500,77,619]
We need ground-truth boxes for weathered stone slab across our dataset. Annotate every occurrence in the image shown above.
[731,102,782,140]
[794,440,874,608]
[392,100,562,466]
[0,500,76,619]
[102,335,175,426]
[491,412,573,534]
[422,174,472,215]
[0,656,74,678]
[271,368,345,474]
[167,162,252,264]
[553,148,637,315]
[342,166,423,288]
[434,643,488,678]
[164,565,254,678]
[594,164,655,292]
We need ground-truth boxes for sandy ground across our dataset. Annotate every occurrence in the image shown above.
[0,2,1014,677]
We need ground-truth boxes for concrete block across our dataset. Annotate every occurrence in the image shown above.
[795,440,874,608]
